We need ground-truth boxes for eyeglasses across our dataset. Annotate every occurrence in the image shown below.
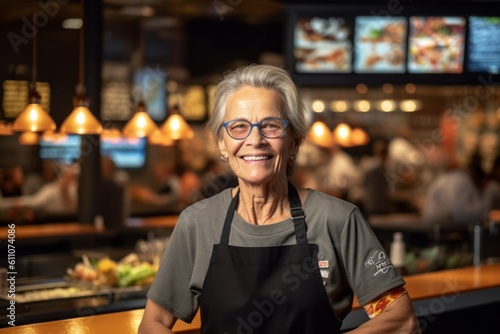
[222,117,288,140]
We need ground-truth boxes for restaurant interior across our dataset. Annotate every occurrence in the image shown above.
[1,0,500,332]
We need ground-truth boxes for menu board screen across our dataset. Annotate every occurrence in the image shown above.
[293,17,353,73]
[354,17,407,73]
[468,17,500,73]
[408,16,466,73]
[133,68,167,121]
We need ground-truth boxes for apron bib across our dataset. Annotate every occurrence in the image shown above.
[199,183,342,333]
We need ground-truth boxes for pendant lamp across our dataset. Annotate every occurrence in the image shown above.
[60,84,103,134]
[12,1,56,133]
[148,128,174,146]
[307,120,331,148]
[0,121,13,136]
[60,0,102,135]
[160,104,194,140]
[122,100,159,138]
[122,9,159,139]
[332,123,352,147]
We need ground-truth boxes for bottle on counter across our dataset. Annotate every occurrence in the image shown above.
[390,232,408,275]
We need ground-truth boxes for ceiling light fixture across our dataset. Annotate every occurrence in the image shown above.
[60,0,102,135]
[12,0,56,133]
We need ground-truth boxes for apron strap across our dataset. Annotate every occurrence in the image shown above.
[220,188,239,245]
[288,182,308,244]
[220,183,308,245]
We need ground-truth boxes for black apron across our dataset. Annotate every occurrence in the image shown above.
[199,183,342,334]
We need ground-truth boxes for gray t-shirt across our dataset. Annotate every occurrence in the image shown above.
[147,188,405,323]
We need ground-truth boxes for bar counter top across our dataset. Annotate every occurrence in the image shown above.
[3,263,500,333]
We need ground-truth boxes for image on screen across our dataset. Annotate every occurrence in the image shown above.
[101,137,146,169]
[39,135,81,164]
[408,16,466,73]
[294,17,353,73]
[468,17,500,73]
[354,16,407,73]
[133,68,167,121]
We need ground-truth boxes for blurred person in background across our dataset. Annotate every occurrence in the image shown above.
[0,162,79,220]
[422,152,489,225]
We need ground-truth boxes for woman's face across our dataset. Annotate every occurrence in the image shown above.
[218,86,298,187]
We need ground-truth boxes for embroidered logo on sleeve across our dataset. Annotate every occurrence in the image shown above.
[364,251,393,276]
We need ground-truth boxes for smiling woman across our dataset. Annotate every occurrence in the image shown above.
[138,65,421,334]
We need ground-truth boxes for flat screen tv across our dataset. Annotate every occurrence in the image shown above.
[133,68,167,121]
[101,137,147,169]
[407,16,466,73]
[39,135,81,164]
[468,16,500,73]
[354,16,407,73]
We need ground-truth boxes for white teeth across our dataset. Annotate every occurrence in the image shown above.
[243,156,270,161]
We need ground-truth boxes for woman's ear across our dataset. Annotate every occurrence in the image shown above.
[290,138,300,157]
[218,138,228,159]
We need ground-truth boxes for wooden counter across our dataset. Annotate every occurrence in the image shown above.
[1,309,200,334]
[0,216,180,241]
[3,263,499,333]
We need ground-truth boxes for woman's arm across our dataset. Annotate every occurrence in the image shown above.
[347,293,421,334]
[138,299,177,334]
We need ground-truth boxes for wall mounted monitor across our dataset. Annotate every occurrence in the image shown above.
[294,17,353,73]
[354,16,407,73]
[468,16,500,73]
[39,135,81,164]
[101,137,147,169]
[408,16,466,73]
[133,68,167,121]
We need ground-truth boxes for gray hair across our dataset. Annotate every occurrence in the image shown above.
[207,64,308,145]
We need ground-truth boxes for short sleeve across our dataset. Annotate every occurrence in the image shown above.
[339,208,405,306]
[146,211,199,323]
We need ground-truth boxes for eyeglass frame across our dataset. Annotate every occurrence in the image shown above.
[222,117,289,140]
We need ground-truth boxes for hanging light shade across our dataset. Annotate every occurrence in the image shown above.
[160,104,194,140]
[12,87,56,132]
[148,128,174,146]
[18,131,40,145]
[306,120,331,148]
[350,128,370,146]
[122,101,159,138]
[333,123,352,147]
[60,84,103,135]
[0,121,13,136]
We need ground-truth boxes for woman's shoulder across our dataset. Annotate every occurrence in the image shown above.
[304,188,358,218]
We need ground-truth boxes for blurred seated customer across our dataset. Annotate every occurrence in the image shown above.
[0,162,79,220]
[127,161,182,213]
[22,159,57,196]
[0,166,24,197]
[361,139,395,216]
[422,153,489,225]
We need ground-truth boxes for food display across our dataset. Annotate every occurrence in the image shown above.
[67,253,158,288]
[408,16,466,73]
[294,17,353,73]
[354,16,407,73]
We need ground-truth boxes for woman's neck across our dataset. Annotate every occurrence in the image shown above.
[234,179,290,225]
